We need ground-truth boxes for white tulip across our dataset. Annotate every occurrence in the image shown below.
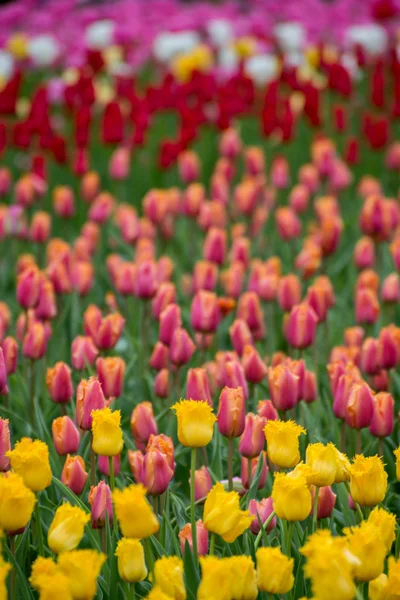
[85,20,115,50]
[0,50,14,82]
[244,54,279,86]
[274,22,306,53]
[28,35,59,67]
[153,31,200,63]
[207,19,233,47]
[345,24,388,56]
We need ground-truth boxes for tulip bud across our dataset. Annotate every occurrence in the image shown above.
[2,336,17,376]
[345,382,375,430]
[285,302,318,349]
[30,211,51,244]
[96,357,125,398]
[140,449,174,496]
[61,455,88,495]
[275,207,301,241]
[52,416,80,455]
[360,338,381,375]
[344,327,364,347]
[154,369,169,398]
[109,147,130,181]
[131,402,157,451]
[221,262,245,299]
[149,342,169,370]
[222,360,249,400]
[229,319,253,356]
[179,520,208,556]
[46,362,73,404]
[369,392,394,438]
[159,304,181,346]
[306,285,330,323]
[98,454,121,477]
[0,347,8,395]
[169,327,196,366]
[241,453,268,489]
[88,480,113,528]
[236,292,264,337]
[277,274,301,312]
[268,365,299,412]
[152,283,176,319]
[191,291,221,334]
[191,466,213,502]
[193,261,218,293]
[355,288,380,324]
[289,184,309,213]
[203,227,227,265]
[333,373,358,420]
[378,327,398,370]
[53,185,76,218]
[22,322,47,360]
[135,260,158,299]
[217,386,245,439]
[354,237,375,269]
[382,273,400,303]
[242,345,267,384]
[178,150,200,183]
[186,368,213,406]
[76,377,106,430]
[257,399,279,421]
[182,183,205,217]
[115,538,147,584]
[238,413,266,458]
[16,266,40,309]
[303,370,317,403]
[249,497,276,535]
[0,418,10,471]
[35,278,57,321]
[220,127,242,159]
[71,335,99,370]
[310,486,336,520]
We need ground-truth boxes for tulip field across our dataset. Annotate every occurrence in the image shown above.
[3,0,400,598]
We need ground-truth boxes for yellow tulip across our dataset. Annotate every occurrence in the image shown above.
[47,503,90,554]
[153,556,186,600]
[229,556,258,600]
[256,547,294,594]
[0,558,11,600]
[271,471,312,522]
[171,400,216,448]
[305,442,337,487]
[367,507,396,553]
[115,538,147,583]
[113,484,159,538]
[234,37,257,58]
[333,449,350,484]
[91,407,123,456]
[198,556,234,600]
[7,33,28,59]
[393,446,400,481]
[369,573,388,600]
[147,587,175,600]
[344,521,386,582]
[264,420,305,468]
[348,455,387,507]
[7,438,52,492]
[30,557,58,590]
[58,550,106,600]
[38,573,73,600]
[0,472,36,532]
[203,483,252,543]
[379,556,400,599]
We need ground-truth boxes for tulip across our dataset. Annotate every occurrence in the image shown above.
[159,303,182,346]
[0,348,7,396]
[355,288,380,324]
[264,420,305,469]
[58,550,106,600]
[354,236,375,269]
[257,399,279,421]
[197,556,234,600]
[241,453,268,489]
[238,413,266,458]
[71,336,99,370]
[53,186,76,218]
[186,368,213,406]
[285,302,318,349]
[153,556,186,600]
[7,437,52,492]
[139,448,174,496]
[154,369,169,398]
[22,322,47,360]
[76,377,106,431]
[61,455,88,495]
[16,266,40,309]
[382,273,400,303]
[229,319,253,356]
[99,454,121,478]
[310,486,336,520]
[2,337,18,375]
[152,282,176,319]
[179,520,208,555]
[275,207,301,241]
[333,449,351,484]
[203,483,252,542]
[378,327,398,370]
[149,342,169,370]
[191,290,221,334]
[256,547,294,594]
[131,402,158,451]
[267,364,299,412]
[203,227,227,265]
[348,455,387,507]
[178,149,200,183]
[113,484,159,538]
[306,443,338,487]
[91,407,123,457]
[169,327,196,366]
[171,400,216,448]
[345,382,374,430]
[46,362,73,404]
[272,469,312,521]
[344,521,386,582]
[368,507,396,553]
[277,274,301,312]
[249,497,276,535]
[96,357,125,398]
[242,345,267,383]
[88,480,113,528]
[369,392,394,438]
[47,502,89,554]
[236,292,264,337]
[191,466,213,502]
[217,386,245,439]
[0,472,36,533]
[360,338,380,375]
[344,327,364,347]
[81,171,100,203]
[0,419,10,471]
[115,538,147,583]
[193,260,218,292]
[52,417,80,456]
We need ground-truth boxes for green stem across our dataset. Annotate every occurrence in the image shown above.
[35,499,45,556]
[144,538,154,578]
[344,482,364,522]
[90,435,96,487]
[129,582,136,600]
[209,532,215,556]
[9,536,16,600]
[254,511,276,550]
[190,448,198,565]
[247,457,253,489]
[312,487,320,533]
[109,457,118,537]
[286,522,294,558]
[228,438,234,492]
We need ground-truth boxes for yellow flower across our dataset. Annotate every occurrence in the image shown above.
[256,547,294,594]
[264,420,305,468]
[393,446,400,481]
[0,557,11,599]
[203,483,252,542]
[30,557,58,590]
[171,400,216,448]
[38,573,73,600]
[47,503,90,554]
[305,45,320,69]
[333,449,351,483]
[367,507,396,553]
[147,586,175,600]
[271,471,312,522]
[228,556,258,600]
[305,443,337,487]
[7,33,28,59]
[7,438,52,492]
[369,573,388,600]
[91,407,123,456]
[113,484,159,538]
[344,521,386,582]
[58,550,106,600]
[0,472,36,532]
[171,46,213,83]
[115,538,147,583]
[301,530,359,600]
[234,37,256,58]
[348,455,387,507]
[153,556,186,600]
[198,556,234,600]
[381,556,400,599]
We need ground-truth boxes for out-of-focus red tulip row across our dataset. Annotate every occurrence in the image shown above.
[2,3,400,600]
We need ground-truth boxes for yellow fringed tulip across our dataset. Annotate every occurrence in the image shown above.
[153,556,186,600]
[147,587,175,600]
[264,420,305,468]
[47,503,90,554]
[369,573,388,600]
[0,558,11,599]
[256,547,294,594]
[367,507,396,553]
[305,442,337,487]
[171,400,216,448]
[229,556,258,600]
[344,521,386,582]
[7,438,52,492]
[115,538,147,583]
[113,484,159,538]
[380,556,400,599]
[271,471,312,522]
[203,483,252,543]
[91,407,123,456]
[198,556,234,600]
[393,446,400,481]
[58,550,106,600]
[30,557,58,590]
[348,455,387,507]
[0,472,36,532]
[333,449,351,483]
